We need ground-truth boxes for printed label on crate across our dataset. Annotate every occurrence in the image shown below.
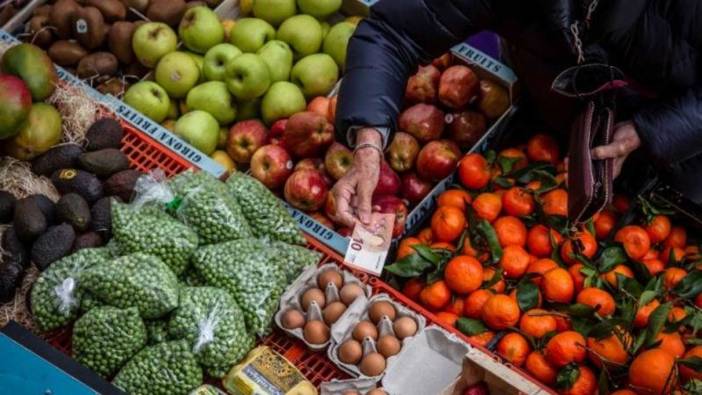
[286,205,350,254]
[451,42,518,85]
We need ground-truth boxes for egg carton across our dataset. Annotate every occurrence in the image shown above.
[327,293,426,380]
[275,263,372,351]
[319,378,379,395]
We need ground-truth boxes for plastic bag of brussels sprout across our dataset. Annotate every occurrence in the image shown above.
[226,173,306,245]
[80,253,179,319]
[273,241,322,283]
[168,286,255,378]
[72,306,147,378]
[192,238,287,336]
[113,340,203,395]
[169,171,252,245]
[31,247,113,332]
[145,319,170,346]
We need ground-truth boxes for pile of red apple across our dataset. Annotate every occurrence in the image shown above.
[227,53,511,239]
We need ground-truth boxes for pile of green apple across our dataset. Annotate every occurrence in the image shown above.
[123,4,357,161]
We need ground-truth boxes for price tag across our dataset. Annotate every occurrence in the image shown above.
[344,213,395,276]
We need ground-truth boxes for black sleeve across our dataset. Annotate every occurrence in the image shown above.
[633,85,702,168]
[335,0,498,146]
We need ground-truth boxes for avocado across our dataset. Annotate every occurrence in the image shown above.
[1,43,58,101]
[51,169,104,203]
[26,194,56,224]
[2,227,29,269]
[78,148,129,177]
[104,169,141,202]
[31,144,84,176]
[85,118,124,151]
[90,197,114,237]
[73,232,104,251]
[0,191,16,223]
[31,223,76,271]
[13,198,47,242]
[56,193,91,231]
[0,259,24,303]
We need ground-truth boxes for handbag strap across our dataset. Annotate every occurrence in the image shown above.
[570,0,601,64]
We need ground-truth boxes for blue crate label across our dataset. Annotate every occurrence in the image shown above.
[451,42,518,85]
[286,205,350,254]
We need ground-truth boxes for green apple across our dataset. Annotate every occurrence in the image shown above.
[167,100,179,119]
[261,81,306,125]
[174,110,220,155]
[321,22,330,39]
[203,43,242,81]
[179,6,224,54]
[236,98,261,121]
[185,52,206,83]
[124,81,171,122]
[186,81,237,124]
[296,0,341,19]
[132,22,178,68]
[256,40,293,82]
[225,53,271,101]
[291,53,339,97]
[230,18,275,53]
[154,52,200,98]
[252,0,296,26]
[276,15,322,59]
[323,21,355,69]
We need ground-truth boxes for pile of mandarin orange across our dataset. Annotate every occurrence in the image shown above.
[390,134,702,395]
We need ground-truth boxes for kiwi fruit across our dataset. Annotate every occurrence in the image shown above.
[76,52,118,79]
[72,6,106,50]
[86,0,126,22]
[146,0,186,27]
[50,0,80,39]
[48,40,88,67]
[97,78,127,97]
[120,0,149,12]
[27,15,54,48]
[108,21,136,64]
[33,4,53,17]
[123,62,149,79]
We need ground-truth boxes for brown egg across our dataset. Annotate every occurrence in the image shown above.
[352,320,378,341]
[303,320,330,345]
[368,301,397,323]
[393,316,418,339]
[281,309,305,329]
[323,301,346,325]
[367,389,387,395]
[301,288,326,311]
[377,335,401,358]
[360,352,386,376]
[317,269,343,289]
[339,283,365,305]
[338,339,363,364]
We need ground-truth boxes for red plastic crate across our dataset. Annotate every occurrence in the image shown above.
[119,121,194,177]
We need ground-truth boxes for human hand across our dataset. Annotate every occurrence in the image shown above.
[591,121,641,178]
[330,128,382,227]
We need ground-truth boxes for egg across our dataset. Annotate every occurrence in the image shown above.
[367,389,387,395]
[303,320,330,345]
[338,339,363,364]
[360,352,386,376]
[393,316,418,339]
[301,288,326,311]
[368,301,396,323]
[340,283,365,305]
[377,335,401,358]
[352,320,378,341]
[281,309,305,329]
[317,269,343,290]
[323,301,346,325]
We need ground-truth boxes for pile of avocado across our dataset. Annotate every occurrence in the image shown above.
[0,117,142,303]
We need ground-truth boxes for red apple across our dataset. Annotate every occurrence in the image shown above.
[374,161,401,196]
[328,95,337,123]
[398,103,445,143]
[463,382,489,395]
[372,194,408,237]
[432,53,453,70]
[447,111,487,149]
[478,80,510,119]
[310,212,335,229]
[416,139,460,182]
[307,96,331,119]
[405,64,440,103]
[324,142,353,180]
[269,118,287,146]
[337,227,352,237]
[387,132,420,173]
[284,169,329,212]
[438,65,479,109]
[324,193,338,222]
[401,172,433,205]
[283,111,334,158]
[250,144,293,189]
[295,158,323,172]
[226,119,268,164]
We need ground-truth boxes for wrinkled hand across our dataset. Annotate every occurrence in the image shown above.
[330,129,382,227]
[592,121,641,178]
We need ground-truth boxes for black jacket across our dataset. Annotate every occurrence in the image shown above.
[336,0,702,202]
